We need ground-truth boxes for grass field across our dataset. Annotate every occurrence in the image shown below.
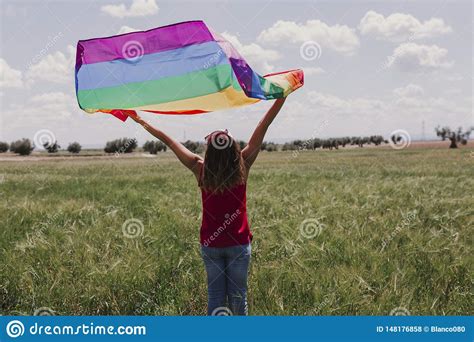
[0,146,473,315]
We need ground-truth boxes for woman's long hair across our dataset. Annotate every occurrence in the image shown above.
[201,131,245,192]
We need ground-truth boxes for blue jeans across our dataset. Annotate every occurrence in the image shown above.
[201,243,251,315]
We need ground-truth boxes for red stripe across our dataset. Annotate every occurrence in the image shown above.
[99,109,135,121]
[99,108,209,122]
[144,109,209,115]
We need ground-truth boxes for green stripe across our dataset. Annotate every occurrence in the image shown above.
[78,64,233,109]
[258,76,284,99]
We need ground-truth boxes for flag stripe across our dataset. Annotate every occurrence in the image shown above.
[76,41,227,91]
[77,64,234,109]
[78,21,214,65]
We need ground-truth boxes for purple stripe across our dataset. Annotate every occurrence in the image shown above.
[212,32,256,97]
[77,21,214,65]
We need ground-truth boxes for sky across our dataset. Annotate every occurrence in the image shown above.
[0,0,472,148]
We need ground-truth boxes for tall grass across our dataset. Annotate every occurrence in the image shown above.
[0,148,472,315]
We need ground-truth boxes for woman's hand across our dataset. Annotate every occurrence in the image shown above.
[127,111,143,123]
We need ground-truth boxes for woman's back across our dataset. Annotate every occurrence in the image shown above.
[200,182,252,247]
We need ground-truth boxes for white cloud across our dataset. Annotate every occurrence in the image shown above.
[393,84,424,97]
[31,91,73,104]
[0,59,23,88]
[117,25,141,34]
[101,0,158,18]
[300,89,470,138]
[388,43,453,71]
[30,92,76,118]
[445,74,463,82]
[4,91,75,129]
[307,91,385,114]
[359,10,452,42]
[444,88,462,96]
[2,46,75,89]
[303,67,325,76]
[26,45,75,84]
[257,20,360,55]
[221,32,280,73]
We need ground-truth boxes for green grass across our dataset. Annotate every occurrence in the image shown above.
[0,148,472,315]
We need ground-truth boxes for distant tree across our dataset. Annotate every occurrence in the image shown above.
[312,138,322,149]
[391,134,403,145]
[43,141,60,153]
[124,138,138,153]
[104,141,116,153]
[292,140,304,148]
[67,142,82,154]
[350,137,358,147]
[435,126,473,149]
[282,142,296,151]
[281,140,302,151]
[351,136,366,147]
[321,139,332,149]
[183,140,204,154]
[238,140,246,150]
[340,137,351,147]
[104,138,137,153]
[263,142,277,152]
[143,140,166,154]
[10,139,34,156]
[370,135,384,146]
[0,142,9,153]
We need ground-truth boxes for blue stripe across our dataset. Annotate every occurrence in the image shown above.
[250,72,266,99]
[76,41,229,91]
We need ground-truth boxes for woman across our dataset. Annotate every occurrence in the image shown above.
[129,97,286,315]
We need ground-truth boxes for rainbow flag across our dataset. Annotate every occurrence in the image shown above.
[75,20,304,121]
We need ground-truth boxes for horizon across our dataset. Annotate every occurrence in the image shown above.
[4,137,467,152]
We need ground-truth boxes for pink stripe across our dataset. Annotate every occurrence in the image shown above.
[77,21,214,65]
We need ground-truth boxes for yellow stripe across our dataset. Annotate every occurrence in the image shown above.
[264,74,293,97]
[134,85,259,112]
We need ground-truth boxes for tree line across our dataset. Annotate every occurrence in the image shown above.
[1,126,472,156]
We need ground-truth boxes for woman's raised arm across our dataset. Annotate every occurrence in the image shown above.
[128,112,203,176]
[242,97,286,169]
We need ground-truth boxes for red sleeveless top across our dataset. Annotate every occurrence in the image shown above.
[199,167,252,247]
